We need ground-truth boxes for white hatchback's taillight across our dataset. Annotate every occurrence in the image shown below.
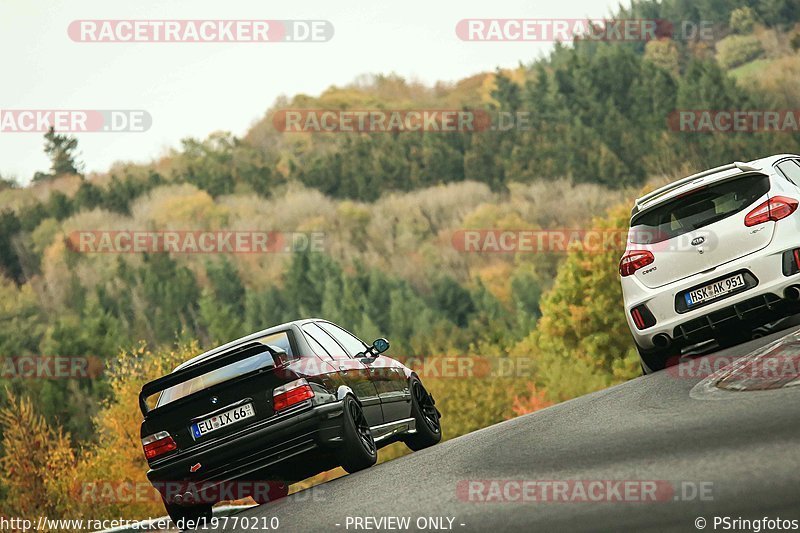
[142,431,177,460]
[273,378,314,412]
[744,196,799,227]
[619,250,655,277]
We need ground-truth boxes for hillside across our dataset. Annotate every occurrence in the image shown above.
[1,0,800,520]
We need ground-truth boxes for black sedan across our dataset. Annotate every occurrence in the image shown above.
[138,319,442,527]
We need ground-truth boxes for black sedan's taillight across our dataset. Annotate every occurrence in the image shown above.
[273,378,314,412]
[142,431,177,460]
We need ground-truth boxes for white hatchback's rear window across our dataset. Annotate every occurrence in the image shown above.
[630,175,769,244]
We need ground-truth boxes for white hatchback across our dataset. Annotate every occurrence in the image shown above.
[620,154,800,373]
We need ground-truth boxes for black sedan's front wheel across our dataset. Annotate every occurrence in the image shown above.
[338,395,377,473]
[403,378,442,451]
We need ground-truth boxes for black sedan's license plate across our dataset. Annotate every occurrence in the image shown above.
[684,274,746,307]
[191,403,255,438]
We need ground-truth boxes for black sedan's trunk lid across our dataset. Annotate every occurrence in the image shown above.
[140,343,294,458]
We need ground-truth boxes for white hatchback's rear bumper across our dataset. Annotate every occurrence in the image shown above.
[622,238,800,350]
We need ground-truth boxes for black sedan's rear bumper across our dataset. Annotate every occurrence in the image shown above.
[147,400,345,504]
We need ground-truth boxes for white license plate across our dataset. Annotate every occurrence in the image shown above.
[191,403,255,438]
[685,274,746,307]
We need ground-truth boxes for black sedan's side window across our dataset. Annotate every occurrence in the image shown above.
[304,331,331,359]
[317,322,368,357]
[302,323,349,359]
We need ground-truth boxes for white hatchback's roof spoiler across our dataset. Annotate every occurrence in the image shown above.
[633,161,762,215]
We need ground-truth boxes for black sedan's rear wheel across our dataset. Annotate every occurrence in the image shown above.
[338,395,377,474]
[163,501,212,531]
[403,379,442,451]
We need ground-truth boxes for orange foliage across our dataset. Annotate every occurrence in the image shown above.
[511,383,554,417]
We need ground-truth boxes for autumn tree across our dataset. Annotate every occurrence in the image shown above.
[0,391,76,517]
[513,205,641,403]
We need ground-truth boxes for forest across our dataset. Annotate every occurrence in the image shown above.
[1,0,799,520]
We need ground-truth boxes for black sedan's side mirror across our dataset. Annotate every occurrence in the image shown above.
[372,338,390,354]
[358,338,390,359]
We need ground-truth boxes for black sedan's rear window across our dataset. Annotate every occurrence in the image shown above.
[630,174,769,244]
[155,331,294,407]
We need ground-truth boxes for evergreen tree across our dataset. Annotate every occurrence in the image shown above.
[0,210,23,283]
[39,127,81,179]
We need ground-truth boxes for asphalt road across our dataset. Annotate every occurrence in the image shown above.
[196,325,800,533]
